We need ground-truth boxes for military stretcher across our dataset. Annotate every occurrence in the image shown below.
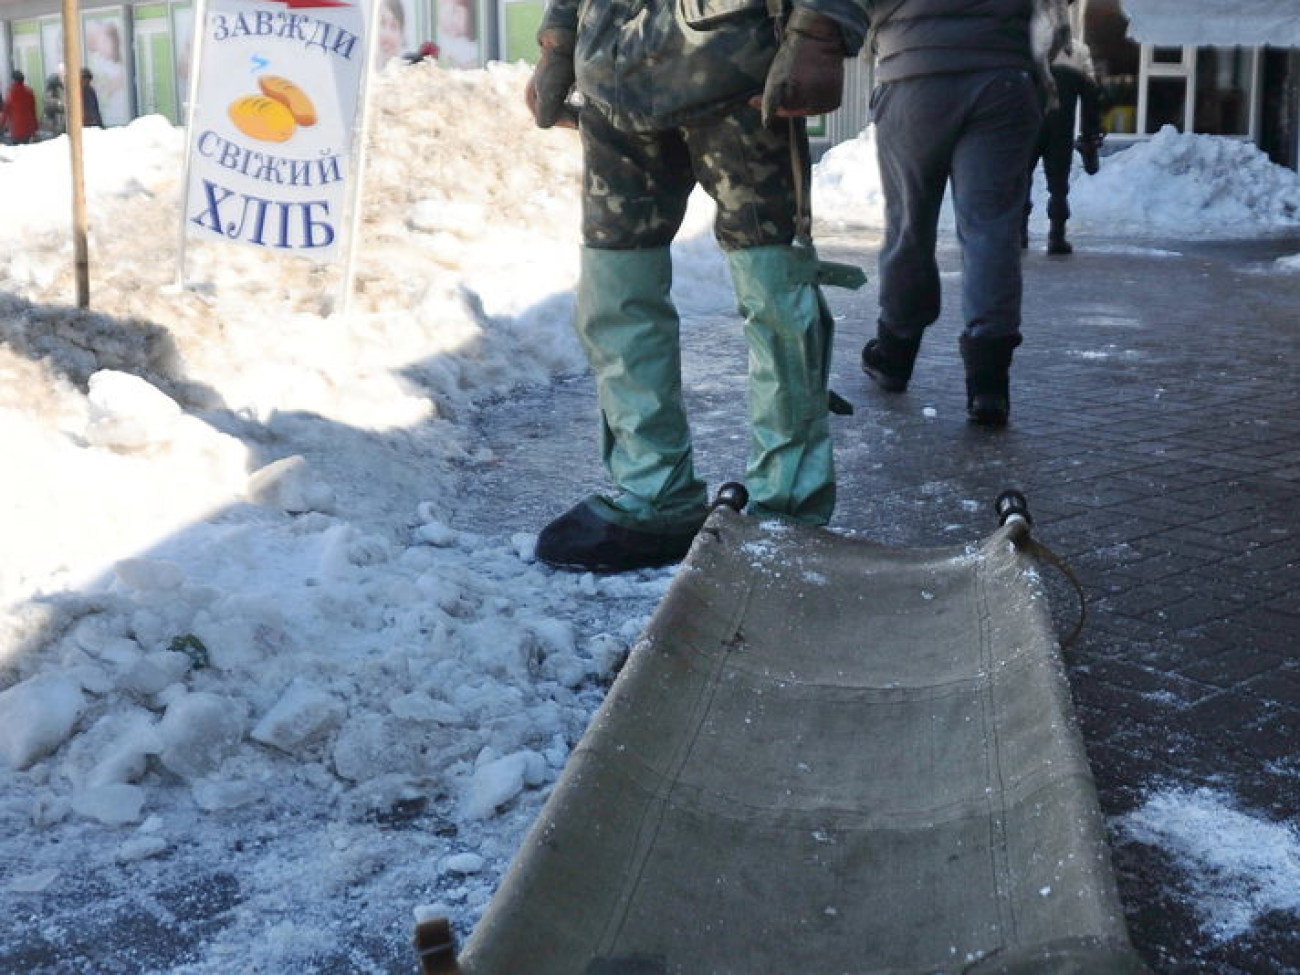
[415,490,1149,974]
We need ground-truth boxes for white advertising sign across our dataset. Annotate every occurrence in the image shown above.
[183,0,371,260]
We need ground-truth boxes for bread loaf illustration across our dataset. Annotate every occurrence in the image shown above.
[258,75,318,127]
[228,95,297,143]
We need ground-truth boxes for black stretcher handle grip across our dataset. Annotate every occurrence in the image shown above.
[995,488,1032,527]
[712,482,750,513]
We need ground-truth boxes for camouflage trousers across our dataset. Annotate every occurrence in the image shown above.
[579,102,810,251]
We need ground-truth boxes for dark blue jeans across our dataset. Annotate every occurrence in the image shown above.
[873,69,1042,343]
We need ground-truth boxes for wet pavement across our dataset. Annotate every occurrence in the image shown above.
[464,228,1300,974]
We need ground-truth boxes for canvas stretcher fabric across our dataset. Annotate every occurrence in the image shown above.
[457,506,1149,974]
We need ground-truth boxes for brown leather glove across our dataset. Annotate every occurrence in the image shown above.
[525,28,578,129]
[757,8,847,125]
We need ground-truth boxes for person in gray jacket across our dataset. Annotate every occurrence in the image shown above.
[525,0,867,572]
[859,0,1052,427]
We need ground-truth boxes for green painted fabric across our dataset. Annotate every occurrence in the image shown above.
[727,244,836,524]
[576,246,710,530]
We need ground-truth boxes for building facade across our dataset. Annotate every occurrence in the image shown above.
[1081,0,1300,169]
[2,0,1298,170]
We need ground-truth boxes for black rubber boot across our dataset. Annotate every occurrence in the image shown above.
[536,498,702,573]
[860,328,921,392]
[1047,219,1073,256]
[960,334,1021,427]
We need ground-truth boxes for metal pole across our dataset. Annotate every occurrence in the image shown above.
[174,0,209,290]
[62,0,89,308]
[339,0,380,316]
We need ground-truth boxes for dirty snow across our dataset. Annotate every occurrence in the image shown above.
[1119,787,1300,942]
[2,60,1300,971]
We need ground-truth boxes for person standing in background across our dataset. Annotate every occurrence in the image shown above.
[859,0,1054,428]
[80,69,103,128]
[43,73,65,135]
[1024,39,1104,255]
[2,70,39,144]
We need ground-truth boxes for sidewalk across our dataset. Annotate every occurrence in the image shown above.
[468,229,1300,973]
[826,230,1300,974]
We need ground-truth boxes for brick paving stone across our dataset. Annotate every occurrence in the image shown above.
[1177,645,1287,689]
[1077,656,1217,702]
[1254,588,1300,618]
[1243,667,1300,710]
[1230,709,1300,766]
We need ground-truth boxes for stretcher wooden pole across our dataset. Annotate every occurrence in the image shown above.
[61,0,90,309]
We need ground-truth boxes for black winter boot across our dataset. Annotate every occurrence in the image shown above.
[860,328,921,392]
[1047,219,1073,256]
[536,498,702,572]
[960,334,1021,427]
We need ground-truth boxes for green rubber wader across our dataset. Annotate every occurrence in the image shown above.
[727,244,836,525]
[576,246,709,531]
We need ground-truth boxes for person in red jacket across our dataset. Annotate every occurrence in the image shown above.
[2,70,39,144]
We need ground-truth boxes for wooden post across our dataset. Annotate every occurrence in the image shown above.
[413,918,462,974]
[61,0,90,308]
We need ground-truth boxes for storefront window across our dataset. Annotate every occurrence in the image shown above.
[133,4,176,122]
[1085,1,1260,142]
[1146,76,1187,133]
[1195,47,1252,135]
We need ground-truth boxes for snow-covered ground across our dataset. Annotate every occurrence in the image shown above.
[3,61,1300,971]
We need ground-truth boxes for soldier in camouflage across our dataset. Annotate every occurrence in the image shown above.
[527,0,869,573]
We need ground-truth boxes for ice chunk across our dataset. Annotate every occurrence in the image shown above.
[389,692,464,725]
[156,692,246,779]
[246,455,337,514]
[461,750,546,820]
[9,869,60,893]
[114,558,187,592]
[442,852,485,874]
[190,596,290,670]
[0,675,86,770]
[84,370,182,452]
[332,713,425,782]
[119,651,192,695]
[251,679,346,755]
[116,835,170,862]
[61,708,161,788]
[72,783,147,825]
[192,777,265,811]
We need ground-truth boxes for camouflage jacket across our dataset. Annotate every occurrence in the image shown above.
[541,0,869,131]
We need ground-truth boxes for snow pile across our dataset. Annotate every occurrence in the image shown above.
[0,61,693,970]
[812,121,1300,241]
[0,114,185,245]
[1071,125,1300,237]
[3,58,1300,971]
[812,124,888,229]
[1120,787,1300,940]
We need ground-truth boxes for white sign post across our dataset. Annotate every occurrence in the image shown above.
[179,0,373,275]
